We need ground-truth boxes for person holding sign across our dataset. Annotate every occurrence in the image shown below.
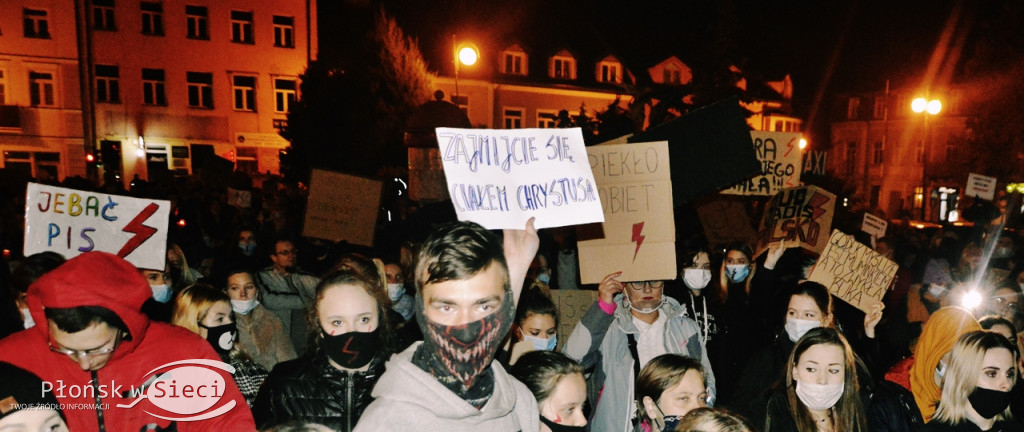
[563,271,714,432]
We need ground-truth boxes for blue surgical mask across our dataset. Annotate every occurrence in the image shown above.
[523,334,557,351]
[239,241,257,256]
[537,272,551,284]
[725,264,750,283]
[387,283,405,302]
[150,284,172,303]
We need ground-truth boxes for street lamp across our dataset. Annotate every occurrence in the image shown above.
[912,97,941,220]
[452,37,479,102]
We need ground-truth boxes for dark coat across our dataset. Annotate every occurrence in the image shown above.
[919,419,1024,432]
[253,348,386,432]
[867,380,925,432]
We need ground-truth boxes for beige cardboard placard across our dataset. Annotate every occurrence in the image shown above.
[24,183,170,269]
[754,185,836,257]
[302,169,382,247]
[578,141,675,284]
[408,147,449,201]
[550,289,599,350]
[861,212,888,238]
[721,131,803,196]
[807,230,898,312]
[696,198,757,249]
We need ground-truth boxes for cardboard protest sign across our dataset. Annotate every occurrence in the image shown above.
[628,96,760,204]
[24,183,170,269]
[226,187,252,209]
[861,213,888,238]
[550,289,598,350]
[435,127,604,230]
[302,169,382,247]
[696,198,757,249]
[721,131,803,196]
[754,185,836,257]
[967,173,997,201]
[408,147,449,201]
[577,141,676,284]
[807,230,898,312]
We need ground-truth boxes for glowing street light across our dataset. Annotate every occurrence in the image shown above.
[799,138,808,150]
[912,97,942,220]
[452,38,479,102]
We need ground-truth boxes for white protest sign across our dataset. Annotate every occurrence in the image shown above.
[577,141,675,284]
[436,127,604,229]
[861,213,888,238]
[721,131,803,196]
[966,173,997,201]
[24,183,170,269]
[807,230,898,312]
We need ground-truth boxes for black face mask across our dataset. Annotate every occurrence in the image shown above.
[540,415,586,432]
[968,386,1013,419]
[199,322,236,355]
[322,328,380,369]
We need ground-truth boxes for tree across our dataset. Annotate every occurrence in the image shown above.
[282,6,434,182]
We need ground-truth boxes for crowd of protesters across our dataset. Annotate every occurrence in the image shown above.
[1,172,1024,432]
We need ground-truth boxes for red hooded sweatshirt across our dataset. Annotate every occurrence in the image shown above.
[0,251,256,432]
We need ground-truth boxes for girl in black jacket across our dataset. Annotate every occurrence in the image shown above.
[254,263,397,432]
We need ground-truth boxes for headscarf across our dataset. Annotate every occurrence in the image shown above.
[909,306,980,422]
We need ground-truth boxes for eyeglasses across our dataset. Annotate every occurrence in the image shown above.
[275,249,297,256]
[49,332,122,361]
[626,281,665,291]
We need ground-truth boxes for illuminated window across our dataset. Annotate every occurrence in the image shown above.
[273,16,294,48]
[142,68,166,105]
[503,51,525,75]
[872,96,888,118]
[232,75,256,111]
[551,55,576,80]
[95,65,120,103]
[235,146,258,174]
[185,5,208,39]
[231,11,253,44]
[537,110,558,128]
[503,108,523,129]
[23,8,50,39]
[29,71,55,107]
[140,2,163,36]
[847,97,860,120]
[598,61,621,83]
[186,72,213,108]
[274,79,296,113]
[92,0,116,31]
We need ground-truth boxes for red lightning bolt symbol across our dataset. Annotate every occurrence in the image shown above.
[117,203,160,259]
[808,192,829,221]
[632,222,646,262]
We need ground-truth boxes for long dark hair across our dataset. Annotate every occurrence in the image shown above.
[783,327,866,432]
[510,350,583,404]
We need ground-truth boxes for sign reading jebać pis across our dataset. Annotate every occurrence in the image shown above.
[24,183,171,269]
[436,127,604,230]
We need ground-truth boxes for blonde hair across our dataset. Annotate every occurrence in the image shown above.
[676,407,753,432]
[171,283,230,335]
[933,330,1018,424]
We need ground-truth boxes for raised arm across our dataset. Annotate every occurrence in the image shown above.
[503,217,539,306]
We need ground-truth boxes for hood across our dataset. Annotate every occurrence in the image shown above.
[373,342,517,422]
[26,251,152,362]
[909,306,979,420]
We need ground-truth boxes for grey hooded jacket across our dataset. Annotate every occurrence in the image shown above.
[563,294,716,432]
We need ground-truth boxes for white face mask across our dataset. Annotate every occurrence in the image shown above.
[386,283,405,302]
[627,297,666,315]
[150,284,172,303]
[795,380,844,410]
[522,334,557,351]
[231,299,259,315]
[927,284,947,299]
[683,269,712,290]
[20,308,35,329]
[785,318,822,343]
